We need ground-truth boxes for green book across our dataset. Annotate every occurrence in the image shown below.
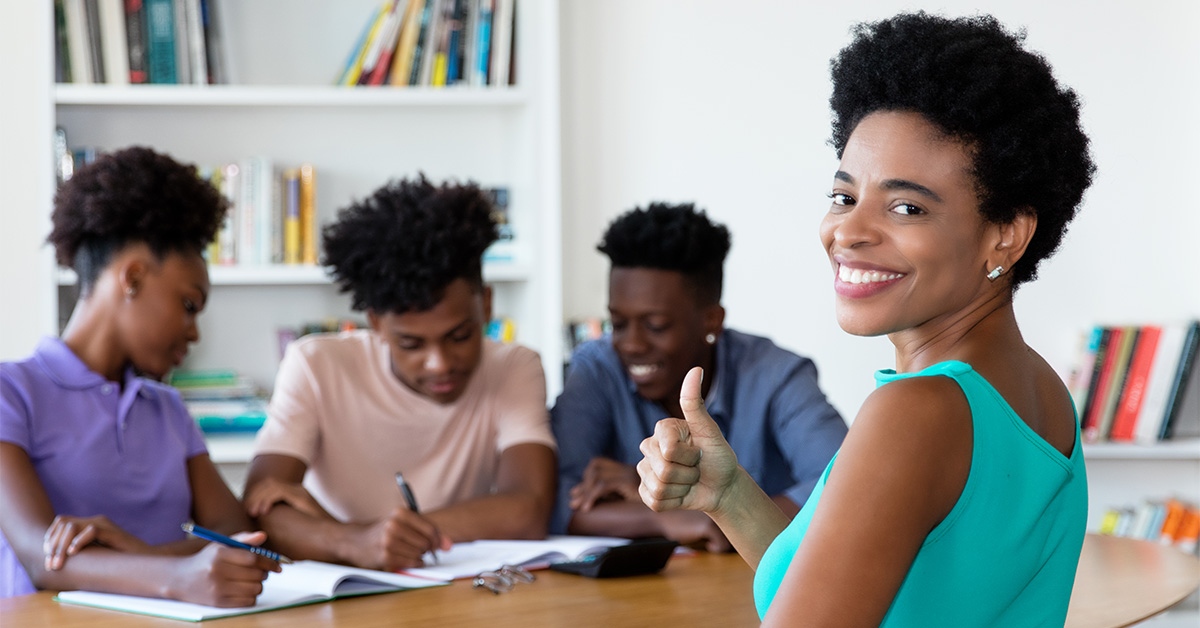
[55,560,447,621]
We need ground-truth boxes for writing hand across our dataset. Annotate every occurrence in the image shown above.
[638,367,739,514]
[43,514,151,571]
[347,508,452,572]
[173,531,279,608]
[243,476,326,519]
[569,457,641,512]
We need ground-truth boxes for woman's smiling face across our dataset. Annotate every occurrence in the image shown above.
[819,110,995,338]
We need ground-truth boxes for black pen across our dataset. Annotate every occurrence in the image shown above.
[395,472,439,564]
[181,522,292,564]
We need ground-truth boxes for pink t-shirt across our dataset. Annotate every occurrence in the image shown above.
[253,331,555,523]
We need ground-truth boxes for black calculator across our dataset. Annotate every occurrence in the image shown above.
[548,537,679,578]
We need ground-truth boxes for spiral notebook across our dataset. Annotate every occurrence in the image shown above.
[54,559,447,622]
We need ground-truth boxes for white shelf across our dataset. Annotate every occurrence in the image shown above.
[57,262,531,286]
[1083,440,1200,460]
[55,84,528,108]
[203,434,258,465]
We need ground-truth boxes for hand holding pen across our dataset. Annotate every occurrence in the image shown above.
[182,523,291,564]
[176,524,283,607]
[395,472,445,565]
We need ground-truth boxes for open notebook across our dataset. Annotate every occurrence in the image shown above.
[54,559,448,621]
[403,535,630,580]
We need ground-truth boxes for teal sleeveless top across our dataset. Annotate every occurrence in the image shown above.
[753,361,1087,626]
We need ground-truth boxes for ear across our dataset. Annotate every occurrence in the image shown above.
[702,304,726,340]
[116,256,149,300]
[367,309,383,334]
[988,209,1037,278]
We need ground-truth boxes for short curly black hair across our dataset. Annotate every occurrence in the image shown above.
[829,12,1095,286]
[47,146,228,294]
[322,175,499,314]
[597,202,731,305]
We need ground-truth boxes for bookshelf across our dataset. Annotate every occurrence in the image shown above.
[37,0,563,404]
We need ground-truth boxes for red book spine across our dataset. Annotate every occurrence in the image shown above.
[1108,326,1162,442]
[1084,327,1123,442]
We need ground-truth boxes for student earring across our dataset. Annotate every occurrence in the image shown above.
[986,265,1005,281]
[125,284,138,300]
[705,333,717,345]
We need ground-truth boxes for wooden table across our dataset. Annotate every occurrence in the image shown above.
[3,535,1196,627]
[1065,534,1200,628]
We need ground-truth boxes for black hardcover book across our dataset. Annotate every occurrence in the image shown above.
[1158,320,1200,440]
[125,0,148,83]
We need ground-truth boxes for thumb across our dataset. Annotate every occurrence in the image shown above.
[679,367,722,440]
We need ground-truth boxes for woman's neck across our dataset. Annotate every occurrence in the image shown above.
[889,291,1023,374]
[62,295,128,383]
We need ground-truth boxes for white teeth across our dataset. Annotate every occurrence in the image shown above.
[838,265,904,284]
[628,364,658,377]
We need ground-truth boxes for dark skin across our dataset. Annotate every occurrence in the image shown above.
[638,112,1077,627]
[244,278,556,571]
[0,244,278,606]
[565,267,799,551]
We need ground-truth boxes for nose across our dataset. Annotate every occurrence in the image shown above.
[424,346,450,374]
[615,324,648,356]
[186,318,200,344]
[828,202,881,250]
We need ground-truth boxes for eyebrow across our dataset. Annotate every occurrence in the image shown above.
[393,316,474,341]
[834,171,944,203]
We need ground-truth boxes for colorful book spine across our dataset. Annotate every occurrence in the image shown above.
[1083,327,1120,442]
[366,1,407,86]
[1137,323,1190,444]
[98,0,130,85]
[299,164,317,265]
[389,0,423,86]
[409,0,435,85]
[474,0,493,86]
[283,169,301,265]
[217,162,238,265]
[1109,325,1161,442]
[124,0,148,83]
[144,0,176,83]
[1159,320,1200,440]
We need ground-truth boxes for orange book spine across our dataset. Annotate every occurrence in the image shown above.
[299,164,317,265]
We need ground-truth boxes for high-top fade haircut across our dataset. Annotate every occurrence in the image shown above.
[829,12,1095,287]
[321,174,499,314]
[47,146,228,295]
[597,202,732,305]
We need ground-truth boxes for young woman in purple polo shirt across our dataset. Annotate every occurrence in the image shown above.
[0,147,279,605]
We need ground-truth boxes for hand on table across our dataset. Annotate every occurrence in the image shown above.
[569,457,641,512]
[243,476,326,519]
[43,514,151,571]
[173,531,280,608]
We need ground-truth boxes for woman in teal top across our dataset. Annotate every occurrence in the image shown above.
[637,12,1094,627]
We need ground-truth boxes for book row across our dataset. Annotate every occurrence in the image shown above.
[55,0,227,85]
[337,0,517,88]
[1067,320,1200,445]
[200,160,320,268]
[1097,498,1200,556]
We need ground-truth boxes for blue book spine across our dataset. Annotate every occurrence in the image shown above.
[476,1,491,84]
[145,0,176,83]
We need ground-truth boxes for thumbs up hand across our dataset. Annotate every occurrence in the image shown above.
[637,367,740,514]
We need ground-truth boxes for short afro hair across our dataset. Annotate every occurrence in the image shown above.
[597,202,731,305]
[829,12,1095,286]
[47,146,228,293]
[322,175,499,314]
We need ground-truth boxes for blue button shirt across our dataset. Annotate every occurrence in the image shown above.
[550,328,847,533]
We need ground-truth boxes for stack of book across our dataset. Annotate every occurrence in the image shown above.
[168,369,267,434]
[486,317,516,343]
[200,161,320,267]
[1067,320,1200,444]
[1098,498,1200,556]
[336,0,517,88]
[55,0,227,85]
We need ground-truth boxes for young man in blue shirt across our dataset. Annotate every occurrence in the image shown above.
[551,203,846,550]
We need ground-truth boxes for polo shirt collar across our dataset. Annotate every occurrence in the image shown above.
[34,336,145,395]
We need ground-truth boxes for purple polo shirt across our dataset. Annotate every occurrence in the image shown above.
[0,337,207,597]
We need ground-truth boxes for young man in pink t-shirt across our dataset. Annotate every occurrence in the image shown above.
[243,176,557,572]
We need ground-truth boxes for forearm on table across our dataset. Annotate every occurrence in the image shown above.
[26,547,189,599]
[427,491,551,542]
[566,500,669,538]
[252,504,352,564]
[710,469,792,569]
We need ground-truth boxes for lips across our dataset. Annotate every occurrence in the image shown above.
[833,262,906,298]
[626,363,660,385]
[426,378,461,395]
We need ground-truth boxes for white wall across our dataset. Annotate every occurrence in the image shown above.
[0,4,56,361]
[559,0,1200,420]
